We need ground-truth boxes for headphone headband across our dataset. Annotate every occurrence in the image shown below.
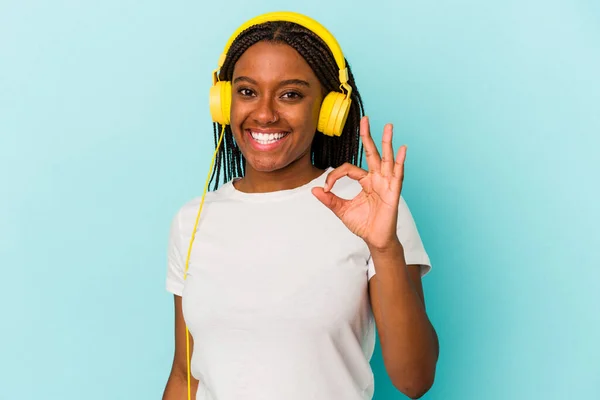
[214,11,350,89]
[209,11,353,135]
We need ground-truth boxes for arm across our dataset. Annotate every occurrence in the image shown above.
[162,295,199,400]
[368,242,438,399]
[312,118,438,398]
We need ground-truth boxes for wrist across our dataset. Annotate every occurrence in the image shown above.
[367,238,404,257]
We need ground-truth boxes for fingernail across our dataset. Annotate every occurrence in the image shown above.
[323,182,329,192]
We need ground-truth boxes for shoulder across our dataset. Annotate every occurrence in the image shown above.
[170,181,237,230]
[179,181,235,212]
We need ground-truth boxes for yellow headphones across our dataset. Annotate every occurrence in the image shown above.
[181,12,351,399]
[208,11,353,137]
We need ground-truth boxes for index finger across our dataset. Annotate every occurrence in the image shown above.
[323,162,368,192]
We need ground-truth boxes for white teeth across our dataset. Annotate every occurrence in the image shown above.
[250,131,288,144]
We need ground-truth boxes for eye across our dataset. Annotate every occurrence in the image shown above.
[281,91,303,100]
[237,88,255,97]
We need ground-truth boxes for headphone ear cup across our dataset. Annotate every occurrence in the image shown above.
[209,81,232,125]
[317,91,352,137]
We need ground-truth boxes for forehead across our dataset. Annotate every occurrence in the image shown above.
[232,41,318,83]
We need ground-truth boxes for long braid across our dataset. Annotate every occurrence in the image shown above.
[208,21,365,190]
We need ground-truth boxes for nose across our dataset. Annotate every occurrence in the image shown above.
[252,95,279,125]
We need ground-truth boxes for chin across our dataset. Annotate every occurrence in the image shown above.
[245,156,289,173]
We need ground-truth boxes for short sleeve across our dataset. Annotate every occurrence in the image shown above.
[367,196,431,280]
[165,210,185,296]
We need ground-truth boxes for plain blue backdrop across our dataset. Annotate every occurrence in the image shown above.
[1,0,598,399]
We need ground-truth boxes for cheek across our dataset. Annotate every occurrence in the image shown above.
[299,99,322,137]
[229,99,248,138]
[229,97,243,124]
[290,99,322,133]
[311,99,322,126]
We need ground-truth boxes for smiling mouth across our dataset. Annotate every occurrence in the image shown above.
[247,130,290,145]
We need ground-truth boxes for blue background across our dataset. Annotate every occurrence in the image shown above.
[1,0,598,399]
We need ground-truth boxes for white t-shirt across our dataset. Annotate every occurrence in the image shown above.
[166,167,431,400]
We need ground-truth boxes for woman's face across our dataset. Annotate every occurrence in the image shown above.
[229,41,324,173]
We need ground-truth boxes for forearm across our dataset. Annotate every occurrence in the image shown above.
[369,240,438,395]
[162,370,197,400]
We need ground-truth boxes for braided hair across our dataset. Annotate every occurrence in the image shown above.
[208,21,365,190]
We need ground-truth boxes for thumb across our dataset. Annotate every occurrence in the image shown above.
[311,187,347,218]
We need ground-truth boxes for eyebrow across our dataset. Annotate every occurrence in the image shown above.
[233,76,310,87]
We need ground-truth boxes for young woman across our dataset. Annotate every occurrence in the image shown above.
[162,12,438,400]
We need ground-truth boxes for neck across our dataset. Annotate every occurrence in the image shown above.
[234,158,325,194]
